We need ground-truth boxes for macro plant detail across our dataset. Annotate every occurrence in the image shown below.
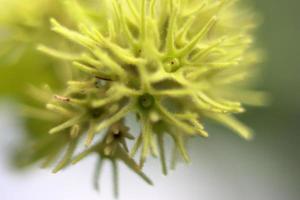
[2,0,265,196]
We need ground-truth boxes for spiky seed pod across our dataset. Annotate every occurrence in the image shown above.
[40,0,264,170]
[15,0,267,193]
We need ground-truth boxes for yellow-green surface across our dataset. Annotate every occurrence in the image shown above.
[0,0,299,199]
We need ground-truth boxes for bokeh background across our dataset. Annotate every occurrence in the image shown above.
[0,0,299,199]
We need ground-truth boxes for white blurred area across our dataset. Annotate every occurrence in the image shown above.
[0,102,297,200]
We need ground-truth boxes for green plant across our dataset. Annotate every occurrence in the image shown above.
[4,0,266,197]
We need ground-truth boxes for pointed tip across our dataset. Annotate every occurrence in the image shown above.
[239,107,246,113]
[36,44,44,51]
[71,160,77,165]
[93,181,100,192]
[212,15,218,21]
[148,181,154,186]
[202,131,209,138]
[50,18,62,31]
[148,180,154,186]
[94,187,100,192]
[50,18,58,25]
[196,126,209,138]
[162,170,168,176]
[185,158,192,165]
[243,132,254,141]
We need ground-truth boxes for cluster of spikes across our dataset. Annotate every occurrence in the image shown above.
[20,0,265,197]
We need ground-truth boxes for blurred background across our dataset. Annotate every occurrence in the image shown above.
[0,0,299,199]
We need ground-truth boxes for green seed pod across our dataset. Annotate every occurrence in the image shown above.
[11,0,267,195]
